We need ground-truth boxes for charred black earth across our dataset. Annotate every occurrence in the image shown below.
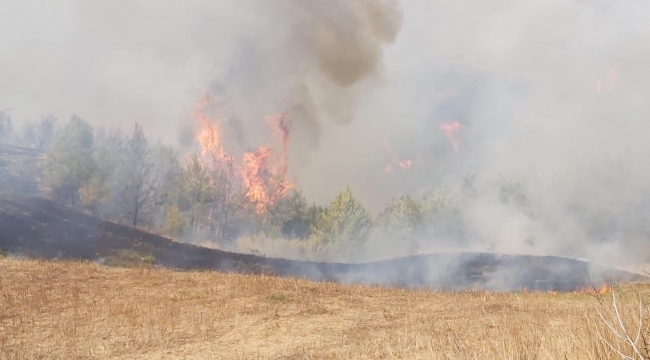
[0,195,644,292]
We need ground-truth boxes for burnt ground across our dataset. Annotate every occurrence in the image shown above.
[0,194,644,292]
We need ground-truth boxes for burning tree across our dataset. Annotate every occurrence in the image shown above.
[440,121,462,151]
[190,97,295,239]
[193,99,242,239]
[240,112,293,215]
[241,146,292,215]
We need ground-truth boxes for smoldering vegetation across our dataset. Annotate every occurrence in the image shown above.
[2,1,650,291]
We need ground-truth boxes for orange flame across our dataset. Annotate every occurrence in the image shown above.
[192,95,292,215]
[193,95,235,180]
[382,137,414,174]
[241,146,292,215]
[440,121,462,151]
[598,284,612,295]
[573,283,611,295]
[398,159,413,170]
[240,112,293,214]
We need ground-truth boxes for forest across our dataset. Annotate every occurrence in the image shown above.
[0,109,560,262]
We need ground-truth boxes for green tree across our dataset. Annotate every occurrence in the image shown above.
[148,142,184,230]
[205,156,240,241]
[150,142,183,207]
[377,194,423,231]
[268,189,319,239]
[44,115,96,206]
[116,123,158,227]
[163,205,186,237]
[79,176,106,215]
[497,177,529,210]
[91,127,124,215]
[181,154,212,231]
[311,186,373,253]
[23,114,57,151]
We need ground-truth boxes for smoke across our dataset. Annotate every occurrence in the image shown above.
[354,0,650,272]
[3,0,650,284]
[202,0,403,170]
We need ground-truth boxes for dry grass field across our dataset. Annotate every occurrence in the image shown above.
[1,258,649,360]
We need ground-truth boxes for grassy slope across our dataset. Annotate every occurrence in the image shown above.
[1,258,648,359]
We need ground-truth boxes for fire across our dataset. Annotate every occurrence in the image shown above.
[382,137,414,174]
[398,159,413,170]
[241,147,292,215]
[440,121,462,151]
[573,283,612,295]
[192,95,293,215]
[598,284,612,295]
[193,95,235,183]
[240,112,293,214]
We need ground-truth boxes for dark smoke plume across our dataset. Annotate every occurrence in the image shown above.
[205,0,403,167]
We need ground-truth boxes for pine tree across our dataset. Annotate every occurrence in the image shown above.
[377,195,423,231]
[311,186,373,252]
[116,123,158,227]
[44,115,96,206]
[181,154,211,231]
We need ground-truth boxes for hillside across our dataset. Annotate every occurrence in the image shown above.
[1,258,648,359]
[0,194,644,292]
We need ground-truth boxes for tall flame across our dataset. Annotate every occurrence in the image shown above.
[193,95,235,179]
[241,112,293,214]
[440,121,462,152]
[241,147,292,214]
[192,95,293,215]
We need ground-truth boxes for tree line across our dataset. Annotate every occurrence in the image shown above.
[0,112,537,259]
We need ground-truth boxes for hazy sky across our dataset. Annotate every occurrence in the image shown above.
[3,0,650,264]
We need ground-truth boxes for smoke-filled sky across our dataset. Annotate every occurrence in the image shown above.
[3,0,650,265]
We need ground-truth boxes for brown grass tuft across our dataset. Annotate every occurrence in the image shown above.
[0,258,648,359]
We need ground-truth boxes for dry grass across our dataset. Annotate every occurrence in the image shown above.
[0,258,648,359]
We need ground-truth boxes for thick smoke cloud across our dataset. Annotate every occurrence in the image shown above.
[359,0,650,269]
[2,0,650,273]
[202,0,403,170]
